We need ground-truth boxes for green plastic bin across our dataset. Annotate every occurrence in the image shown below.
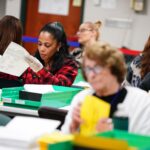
[97,130,150,150]
[1,85,82,110]
[48,141,73,150]
[41,86,82,108]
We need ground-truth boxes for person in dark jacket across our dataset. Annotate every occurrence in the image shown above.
[124,35,150,88]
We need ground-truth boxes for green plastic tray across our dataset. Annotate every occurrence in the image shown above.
[48,141,72,150]
[97,130,150,149]
[43,130,150,150]
[2,85,82,109]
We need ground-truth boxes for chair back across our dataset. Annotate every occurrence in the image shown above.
[38,106,68,129]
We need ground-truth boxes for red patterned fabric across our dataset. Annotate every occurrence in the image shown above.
[21,58,78,86]
[0,72,19,81]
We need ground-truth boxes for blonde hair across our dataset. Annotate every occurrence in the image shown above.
[82,42,126,84]
[84,21,102,40]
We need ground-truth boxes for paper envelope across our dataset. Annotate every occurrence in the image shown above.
[80,95,111,135]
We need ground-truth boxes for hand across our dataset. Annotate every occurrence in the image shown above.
[25,55,43,72]
[70,102,83,133]
[96,118,113,133]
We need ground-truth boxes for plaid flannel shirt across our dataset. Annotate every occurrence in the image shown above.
[0,72,19,81]
[21,58,78,86]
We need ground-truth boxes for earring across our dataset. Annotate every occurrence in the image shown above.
[57,48,60,52]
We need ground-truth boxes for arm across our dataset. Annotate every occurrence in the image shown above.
[124,64,133,86]
[125,87,150,135]
[61,95,82,134]
[70,102,83,133]
[22,59,78,86]
[130,93,150,135]
[139,72,150,92]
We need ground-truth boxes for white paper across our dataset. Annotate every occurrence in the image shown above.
[6,116,60,134]
[0,116,60,148]
[38,0,70,16]
[0,42,43,77]
[0,42,29,76]
[60,105,70,111]
[24,84,55,94]
[73,81,92,88]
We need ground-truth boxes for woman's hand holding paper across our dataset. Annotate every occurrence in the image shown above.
[25,55,43,72]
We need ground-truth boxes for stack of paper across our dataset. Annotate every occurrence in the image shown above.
[24,84,55,94]
[0,42,42,76]
[0,116,60,149]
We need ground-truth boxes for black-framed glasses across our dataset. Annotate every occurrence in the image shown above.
[84,65,103,75]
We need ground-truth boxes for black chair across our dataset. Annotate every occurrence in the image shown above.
[38,106,68,129]
[0,78,22,89]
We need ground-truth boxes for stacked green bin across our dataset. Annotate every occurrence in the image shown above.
[46,131,150,150]
[41,86,82,108]
[97,130,150,150]
[1,85,82,110]
[48,141,73,150]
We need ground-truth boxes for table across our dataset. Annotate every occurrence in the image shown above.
[0,104,69,116]
[0,105,38,117]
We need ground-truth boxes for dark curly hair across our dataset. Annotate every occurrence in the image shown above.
[35,22,70,74]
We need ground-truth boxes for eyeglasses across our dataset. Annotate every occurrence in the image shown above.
[84,65,103,75]
[77,28,92,34]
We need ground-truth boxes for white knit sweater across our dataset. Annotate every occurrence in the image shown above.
[61,86,150,135]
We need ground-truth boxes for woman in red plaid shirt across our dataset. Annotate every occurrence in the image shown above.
[21,22,78,86]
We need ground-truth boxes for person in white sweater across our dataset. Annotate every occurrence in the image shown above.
[61,42,150,135]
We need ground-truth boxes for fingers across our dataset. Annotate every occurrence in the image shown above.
[25,55,43,72]
[96,118,113,133]
[100,118,112,124]
[70,102,83,133]
[72,104,82,124]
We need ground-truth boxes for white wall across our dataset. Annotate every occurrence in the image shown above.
[5,0,21,19]
[0,0,6,19]
[2,0,150,50]
[83,0,150,50]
